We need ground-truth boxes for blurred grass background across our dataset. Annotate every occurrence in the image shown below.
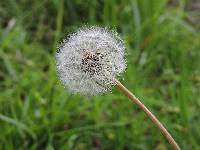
[0,0,200,149]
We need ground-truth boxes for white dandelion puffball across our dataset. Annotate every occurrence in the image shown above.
[56,26,126,95]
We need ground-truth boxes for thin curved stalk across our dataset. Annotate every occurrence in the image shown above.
[114,79,181,150]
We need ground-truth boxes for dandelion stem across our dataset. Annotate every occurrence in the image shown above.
[114,79,181,150]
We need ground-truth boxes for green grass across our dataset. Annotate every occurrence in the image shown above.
[0,0,200,149]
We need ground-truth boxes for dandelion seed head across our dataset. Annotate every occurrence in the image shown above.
[56,26,126,95]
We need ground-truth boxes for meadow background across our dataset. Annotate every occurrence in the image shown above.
[0,0,200,149]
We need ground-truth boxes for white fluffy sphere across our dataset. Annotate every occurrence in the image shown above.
[56,26,126,95]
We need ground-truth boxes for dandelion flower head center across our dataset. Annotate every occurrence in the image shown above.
[81,50,105,76]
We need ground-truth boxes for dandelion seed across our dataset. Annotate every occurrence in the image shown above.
[56,26,126,95]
